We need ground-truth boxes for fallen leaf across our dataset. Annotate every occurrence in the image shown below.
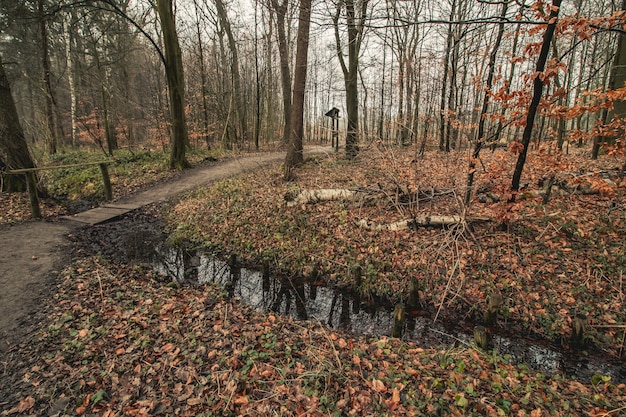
[371,379,386,393]
[234,395,249,405]
[4,397,35,414]
[187,397,203,406]
[391,388,400,404]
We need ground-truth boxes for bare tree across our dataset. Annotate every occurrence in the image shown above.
[464,0,507,205]
[156,0,190,169]
[270,0,292,145]
[284,0,312,172]
[511,0,562,195]
[592,0,626,159]
[333,0,369,159]
[214,0,248,146]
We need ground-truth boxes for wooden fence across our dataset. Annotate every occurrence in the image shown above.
[2,161,114,219]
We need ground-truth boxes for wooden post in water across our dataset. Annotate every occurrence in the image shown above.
[99,163,113,201]
[407,278,421,310]
[474,325,489,349]
[484,294,503,325]
[571,313,587,348]
[25,172,41,218]
[351,264,362,288]
[392,303,406,338]
[262,258,270,291]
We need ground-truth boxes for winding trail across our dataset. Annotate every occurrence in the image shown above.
[0,147,331,350]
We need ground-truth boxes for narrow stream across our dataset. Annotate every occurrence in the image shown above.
[149,243,624,383]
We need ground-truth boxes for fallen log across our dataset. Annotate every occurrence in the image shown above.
[357,215,490,231]
[285,188,383,207]
[286,187,455,208]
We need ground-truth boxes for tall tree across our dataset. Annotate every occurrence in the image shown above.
[39,0,58,154]
[592,0,626,159]
[284,0,312,172]
[334,0,369,159]
[156,0,190,169]
[438,0,456,151]
[0,53,37,191]
[192,0,211,148]
[270,0,292,145]
[511,0,562,195]
[465,0,507,205]
[214,0,248,146]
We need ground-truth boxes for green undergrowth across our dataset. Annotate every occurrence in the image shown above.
[166,149,626,356]
[39,148,220,201]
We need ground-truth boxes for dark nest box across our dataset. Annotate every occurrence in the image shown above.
[325,107,340,151]
[325,107,340,119]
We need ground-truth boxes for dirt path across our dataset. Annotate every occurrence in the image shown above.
[0,148,330,351]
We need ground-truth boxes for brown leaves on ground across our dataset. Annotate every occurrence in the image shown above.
[168,144,626,355]
[3,257,624,416]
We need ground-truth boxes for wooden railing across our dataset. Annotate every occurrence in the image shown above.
[2,161,114,219]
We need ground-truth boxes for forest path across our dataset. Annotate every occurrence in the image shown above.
[0,146,331,351]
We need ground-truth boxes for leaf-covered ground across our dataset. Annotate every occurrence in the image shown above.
[2,256,624,416]
[3,144,626,416]
[167,144,626,356]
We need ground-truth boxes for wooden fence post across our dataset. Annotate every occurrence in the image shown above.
[99,163,113,201]
[25,172,41,218]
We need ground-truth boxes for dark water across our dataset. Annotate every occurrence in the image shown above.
[148,244,624,383]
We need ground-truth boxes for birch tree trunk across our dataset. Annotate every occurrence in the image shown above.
[63,15,78,148]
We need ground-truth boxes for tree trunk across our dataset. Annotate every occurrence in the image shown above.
[254,1,261,150]
[63,15,78,148]
[334,0,368,160]
[270,0,292,145]
[438,0,456,151]
[156,0,190,170]
[592,0,626,159]
[39,0,57,154]
[284,0,311,172]
[92,43,117,157]
[465,1,507,205]
[214,0,247,146]
[0,54,37,192]
[511,0,562,195]
[193,0,211,149]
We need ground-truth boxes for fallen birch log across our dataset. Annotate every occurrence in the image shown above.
[286,188,383,207]
[357,216,491,231]
[357,216,460,231]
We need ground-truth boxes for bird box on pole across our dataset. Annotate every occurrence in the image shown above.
[325,107,340,151]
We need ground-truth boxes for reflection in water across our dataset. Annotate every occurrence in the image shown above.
[153,246,624,383]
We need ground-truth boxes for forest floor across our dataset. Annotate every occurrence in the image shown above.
[1,143,626,416]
